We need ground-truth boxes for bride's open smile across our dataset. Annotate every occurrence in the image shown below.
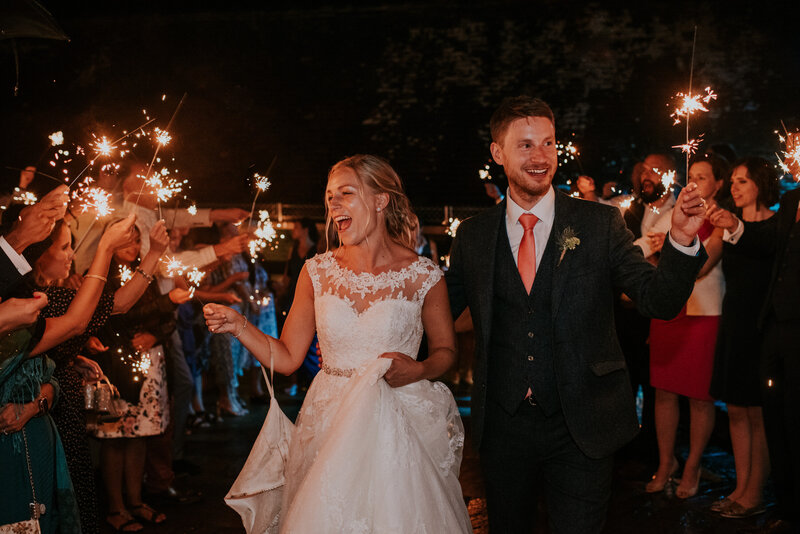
[326,167,385,247]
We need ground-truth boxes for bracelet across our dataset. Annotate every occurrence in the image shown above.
[36,396,49,416]
[135,267,154,283]
[233,314,247,338]
[84,274,107,283]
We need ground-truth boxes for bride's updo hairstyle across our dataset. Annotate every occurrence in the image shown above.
[326,154,418,250]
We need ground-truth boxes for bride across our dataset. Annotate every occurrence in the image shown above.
[204,154,472,533]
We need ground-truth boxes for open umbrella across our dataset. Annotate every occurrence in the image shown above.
[0,0,69,95]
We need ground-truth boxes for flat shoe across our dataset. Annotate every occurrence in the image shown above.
[709,497,733,512]
[106,512,143,532]
[719,501,767,519]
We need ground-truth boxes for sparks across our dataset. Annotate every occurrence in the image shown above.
[248,210,278,257]
[154,127,172,146]
[187,204,197,215]
[670,87,717,125]
[12,188,38,205]
[445,217,461,237]
[163,256,187,277]
[49,131,64,146]
[74,186,114,217]
[118,265,133,284]
[254,173,271,192]
[186,267,206,287]
[659,169,677,191]
[672,136,703,155]
[619,197,633,210]
[478,164,492,181]
[93,136,113,157]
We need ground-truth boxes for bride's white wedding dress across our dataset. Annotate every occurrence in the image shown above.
[274,251,472,533]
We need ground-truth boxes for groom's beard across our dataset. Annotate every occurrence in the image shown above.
[640,182,666,204]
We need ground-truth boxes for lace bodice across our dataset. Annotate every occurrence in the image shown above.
[306,251,442,372]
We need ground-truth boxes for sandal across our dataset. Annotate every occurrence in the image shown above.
[106,511,143,532]
[130,502,167,524]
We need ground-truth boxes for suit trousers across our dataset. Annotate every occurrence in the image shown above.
[480,397,613,534]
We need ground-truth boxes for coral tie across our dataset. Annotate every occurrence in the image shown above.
[518,213,539,293]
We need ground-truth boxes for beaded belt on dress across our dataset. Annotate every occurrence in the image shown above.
[321,362,355,377]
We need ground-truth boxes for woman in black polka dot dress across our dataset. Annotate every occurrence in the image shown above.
[25,215,170,533]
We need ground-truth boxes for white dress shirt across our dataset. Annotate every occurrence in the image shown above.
[505,187,556,269]
[634,195,675,259]
[0,236,32,275]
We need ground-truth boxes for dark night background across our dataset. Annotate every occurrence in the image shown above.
[1,1,797,208]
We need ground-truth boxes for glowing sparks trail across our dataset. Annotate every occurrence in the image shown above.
[254,173,271,192]
[144,168,186,203]
[557,141,580,165]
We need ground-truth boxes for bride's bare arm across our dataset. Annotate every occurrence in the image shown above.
[382,278,457,387]
[204,266,316,375]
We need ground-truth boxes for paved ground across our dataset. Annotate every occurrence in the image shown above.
[97,388,782,533]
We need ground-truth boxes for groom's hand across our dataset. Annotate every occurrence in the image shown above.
[381,352,423,388]
[670,182,707,247]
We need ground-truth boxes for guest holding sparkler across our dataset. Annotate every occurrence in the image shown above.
[707,157,781,522]
[23,214,168,534]
[1,185,69,298]
[645,153,728,498]
[91,223,191,532]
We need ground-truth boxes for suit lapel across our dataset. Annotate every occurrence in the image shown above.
[550,192,578,319]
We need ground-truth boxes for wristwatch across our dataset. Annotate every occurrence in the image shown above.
[36,396,49,416]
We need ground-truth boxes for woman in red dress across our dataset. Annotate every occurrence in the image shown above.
[646,154,729,498]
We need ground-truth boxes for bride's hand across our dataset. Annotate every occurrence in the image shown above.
[380,352,424,388]
[203,303,241,334]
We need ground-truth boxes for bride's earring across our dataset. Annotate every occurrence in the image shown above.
[376,207,382,213]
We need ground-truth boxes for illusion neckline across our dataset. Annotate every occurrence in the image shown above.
[327,251,427,278]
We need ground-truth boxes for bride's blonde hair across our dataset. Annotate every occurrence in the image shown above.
[326,155,418,251]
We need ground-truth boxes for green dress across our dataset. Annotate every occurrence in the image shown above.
[0,327,81,534]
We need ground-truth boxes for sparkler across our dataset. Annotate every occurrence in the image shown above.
[478,164,492,181]
[72,184,115,218]
[118,265,133,284]
[775,123,800,180]
[12,188,38,205]
[248,210,278,261]
[49,131,64,146]
[668,27,717,182]
[445,217,461,237]
[187,204,197,216]
[245,156,278,229]
[162,256,207,302]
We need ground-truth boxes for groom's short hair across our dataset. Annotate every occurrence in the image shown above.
[490,96,555,145]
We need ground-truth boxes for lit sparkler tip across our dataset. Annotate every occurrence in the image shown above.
[154,127,172,146]
[187,204,198,215]
[254,173,271,192]
[119,265,133,284]
[12,188,38,205]
[49,131,64,146]
[93,136,113,157]
[445,217,461,237]
[163,257,187,277]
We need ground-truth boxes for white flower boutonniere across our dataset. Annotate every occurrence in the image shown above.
[557,226,580,265]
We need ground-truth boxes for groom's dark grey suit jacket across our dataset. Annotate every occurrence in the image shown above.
[445,191,706,459]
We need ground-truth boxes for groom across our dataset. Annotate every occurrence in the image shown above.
[446,96,707,533]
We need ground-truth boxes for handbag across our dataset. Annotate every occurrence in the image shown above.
[224,352,294,534]
[0,428,44,534]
